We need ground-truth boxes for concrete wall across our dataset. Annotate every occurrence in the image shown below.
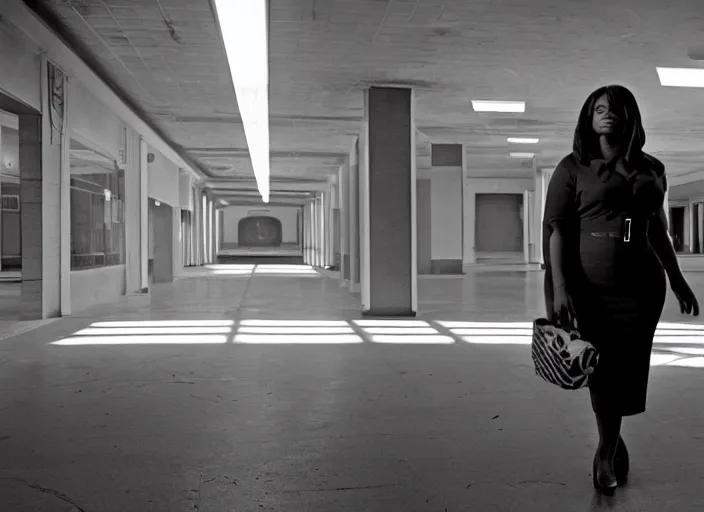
[68,81,122,157]
[70,265,126,312]
[463,177,535,264]
[222,205,299,246]
[147,147,180,207]
[0,18,41,111]
[430,168,463,269]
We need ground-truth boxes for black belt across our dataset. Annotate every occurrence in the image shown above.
[584,217,648,245]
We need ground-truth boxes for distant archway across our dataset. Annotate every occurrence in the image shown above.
[238,216,282,247]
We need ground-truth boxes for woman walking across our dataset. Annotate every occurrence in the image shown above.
[542,84,699,493]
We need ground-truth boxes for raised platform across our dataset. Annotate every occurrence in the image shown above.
[218,244,302,258]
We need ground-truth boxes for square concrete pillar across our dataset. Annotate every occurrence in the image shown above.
[125,131,149,293]
[359,87,417,316]
[416,177,432,274]
[348,139,360,293]
[430,143,463,274]
[338,161,350,285]
[19,93,62,319]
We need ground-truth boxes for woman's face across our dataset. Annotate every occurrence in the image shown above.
[591,93,621,136]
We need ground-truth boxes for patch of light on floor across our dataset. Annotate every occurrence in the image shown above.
[53,335,229,345]
[238,326,355,334]
[353,319,454,344]
[650,353,683,366]
[437,321,532,344]
[657,322,704,330]
[658,347,704,356]
[438,321,533,329]
[254,265,319,275]
[233,334,363,344]
[355,320,429,327]
[360,327,439,335]
[212,269,254,275]
[240,320,349,327]
[74,326,232,336]
[667,357,704,368]
[234,319,362,343]
[52,319,236,345]
[91,320,235,328]
[205,264,255,270]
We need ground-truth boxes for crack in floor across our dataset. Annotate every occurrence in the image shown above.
[0,477,87,511]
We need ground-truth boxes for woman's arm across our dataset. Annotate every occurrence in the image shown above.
[649,206,683,281]
[549,228,569,290]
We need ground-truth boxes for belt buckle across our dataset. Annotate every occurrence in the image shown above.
[624,218,632,243]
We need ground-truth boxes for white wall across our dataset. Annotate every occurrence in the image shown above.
[68,80,122,158]
[463,176,535,264]
[222,206,299,245]
[178,170,193,211]
[70,265,126,313]
[147,146,180,206]
[430,167,463,260]
[0,19,41,111]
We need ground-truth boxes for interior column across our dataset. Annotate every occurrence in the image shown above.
[416,141,432,274]
[338,161,350,285]
[359,86,417,316]
[348,139,360,293]
[430,144,463,274]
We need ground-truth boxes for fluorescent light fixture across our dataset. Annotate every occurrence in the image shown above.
[472,100,525,113]
[213,0,271,203]
[509,152,535,159]
[507,137,539,144]
[656,67,704,88]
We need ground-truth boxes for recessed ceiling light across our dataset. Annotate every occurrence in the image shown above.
[509,152,535,159]
[507,137,539,144]
[656,67,704,87]
[472,100,525,113]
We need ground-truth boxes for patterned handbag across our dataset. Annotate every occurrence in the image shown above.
[531,318,599,390]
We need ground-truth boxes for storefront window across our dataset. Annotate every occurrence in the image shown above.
[69,138,125,270]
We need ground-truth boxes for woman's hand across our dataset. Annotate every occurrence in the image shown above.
[552,284,577,329]
[671,273,699,316]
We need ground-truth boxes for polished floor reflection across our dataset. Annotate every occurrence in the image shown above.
[1,264,703,511]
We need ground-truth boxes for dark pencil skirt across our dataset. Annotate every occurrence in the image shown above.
[573,232,667,417]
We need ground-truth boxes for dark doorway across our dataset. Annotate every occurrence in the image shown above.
[238,216,283,247]
[693,204,701,254]
[475,193,524,259]
[670,206,685,253]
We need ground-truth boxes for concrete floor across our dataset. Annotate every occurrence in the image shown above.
[1,264,704,511]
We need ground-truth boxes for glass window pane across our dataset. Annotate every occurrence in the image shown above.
[69,138,125,270]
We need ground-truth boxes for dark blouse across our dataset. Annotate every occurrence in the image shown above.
[542,151,667,309]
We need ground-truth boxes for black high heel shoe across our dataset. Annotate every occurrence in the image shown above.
[592,454,617,494]
[614,436,629,484]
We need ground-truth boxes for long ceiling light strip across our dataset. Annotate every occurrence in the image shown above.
[507,137,539,144]
[656,67,704,88]
[213,0,271,203]
[472,100,525,113]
